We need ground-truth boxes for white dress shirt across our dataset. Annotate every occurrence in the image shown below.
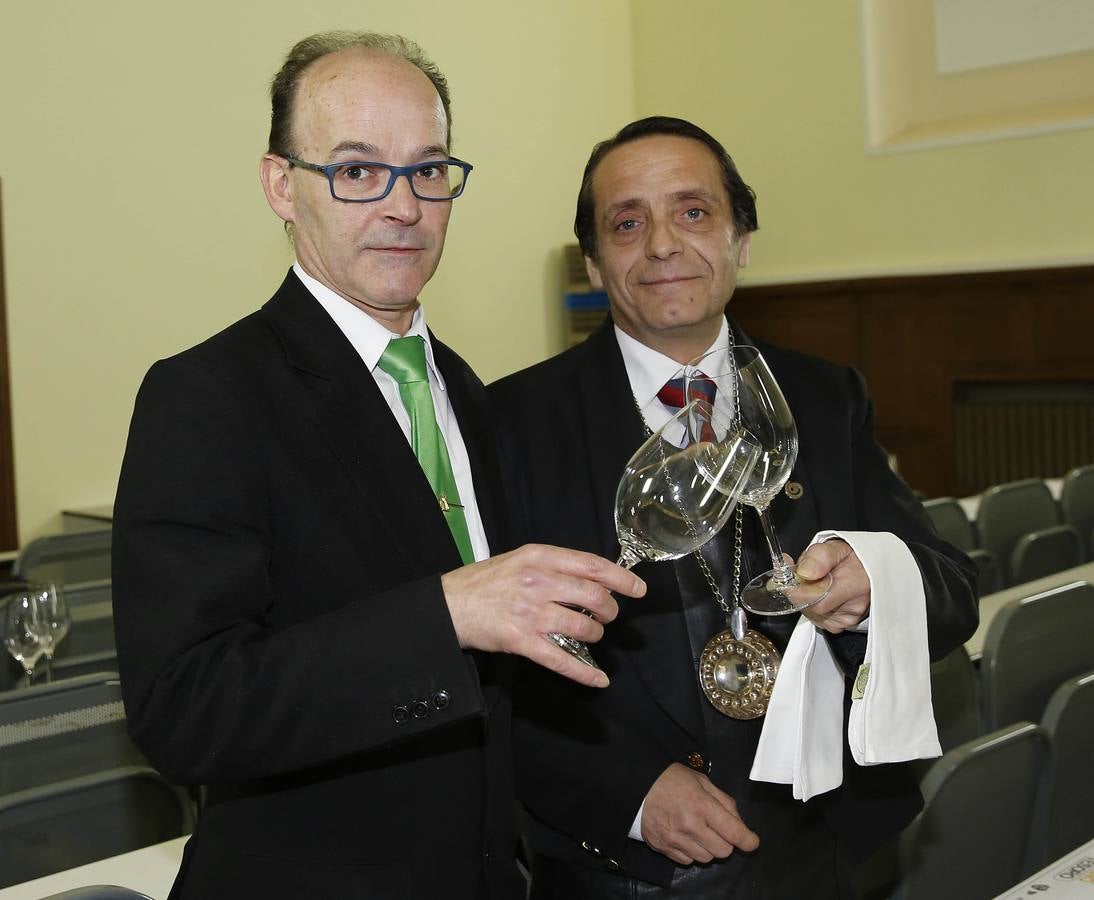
[293,263,491,563]
[615,321,728,842]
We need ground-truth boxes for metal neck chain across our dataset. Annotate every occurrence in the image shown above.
[631,330,745,625]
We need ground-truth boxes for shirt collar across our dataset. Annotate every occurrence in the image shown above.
[293,262,446,391]
[614,318,730,416]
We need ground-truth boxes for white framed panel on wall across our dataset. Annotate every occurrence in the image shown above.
[861,0,1094,151]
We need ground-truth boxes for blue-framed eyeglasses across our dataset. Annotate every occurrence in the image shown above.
[283,156,473,202]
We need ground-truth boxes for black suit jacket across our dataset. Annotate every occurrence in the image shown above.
[489,318,978,889]
[113,271,523,899]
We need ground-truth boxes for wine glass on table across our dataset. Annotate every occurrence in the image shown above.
[546,398,761,668]
[3,588,53,687]
[686,345,832,616]
[37,583,70,682]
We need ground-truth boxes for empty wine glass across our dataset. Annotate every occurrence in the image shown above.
[37,583,70,682]
[546,398,760,667]
[3,589,52,687]
[687,345,832,616]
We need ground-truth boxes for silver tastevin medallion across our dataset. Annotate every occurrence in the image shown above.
[699,627,780,720]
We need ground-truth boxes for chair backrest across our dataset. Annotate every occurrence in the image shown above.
[0,766,194,888]
[41,888,155,900]
[929,645,981,753]
[1039,670,1094,864]
[1009,524,1084,585]
[967,548,1002,597]
[12,531,112,584]
[977,480,1060,586]
[51,650,120,682]
[1061,464,1094,560]
[892,722,1050,900]
[56,590,114,660]
[0,674,145,795]
[979,581,1094,731]
[922,498,977,552]
[62,579,112,610]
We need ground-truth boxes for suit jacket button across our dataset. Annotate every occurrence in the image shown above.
[581,841,602,857]
[392,705,410,725]
[687,751,705,770]
[606,858,622,871]
[411,699,430,719]
[432,690,451,710]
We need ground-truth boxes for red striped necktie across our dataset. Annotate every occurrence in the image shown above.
[657,374,718,442]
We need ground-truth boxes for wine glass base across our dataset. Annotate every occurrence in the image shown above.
[545,632,600,669]
[740,568,833,616]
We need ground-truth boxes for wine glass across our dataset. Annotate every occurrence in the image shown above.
[3,589,53,687]
[546,398,761,667]
[37,583,70,682]
[686,345,833,616]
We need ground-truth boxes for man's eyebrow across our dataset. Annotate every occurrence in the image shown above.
[669,188,722,204]
[328,141,450,161]
[329,141,380,159]
[602,198,645,220]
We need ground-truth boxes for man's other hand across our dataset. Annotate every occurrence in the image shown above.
[640,763,759,865]
[796,539,871,633]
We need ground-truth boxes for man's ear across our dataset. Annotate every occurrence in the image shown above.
[584,254,605,290]
[260,153,295,224]
[737,233,752,268]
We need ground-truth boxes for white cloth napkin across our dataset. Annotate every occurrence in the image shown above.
[749,530,940,801]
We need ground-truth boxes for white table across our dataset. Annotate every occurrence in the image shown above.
[965,560,1094,660]
[994,836,1094,898]
[0,837,186,899]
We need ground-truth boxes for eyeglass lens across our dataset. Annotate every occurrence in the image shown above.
[330,162,465,201]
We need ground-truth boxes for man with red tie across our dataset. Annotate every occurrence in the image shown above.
[490,116,978,898]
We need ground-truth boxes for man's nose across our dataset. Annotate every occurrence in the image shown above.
[645,217,682,259]
[379,173,424,224]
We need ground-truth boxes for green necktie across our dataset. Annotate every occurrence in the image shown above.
[378,336,475,565]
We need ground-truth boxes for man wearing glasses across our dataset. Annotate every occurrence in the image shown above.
[112,31,642,899]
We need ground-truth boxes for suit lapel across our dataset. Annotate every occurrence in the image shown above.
[575,323,706,744]
[261,273,463,575]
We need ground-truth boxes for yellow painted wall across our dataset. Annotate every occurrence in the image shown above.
[3,0,1092,542]
[630,1,1094,283]
[0,1,634,541]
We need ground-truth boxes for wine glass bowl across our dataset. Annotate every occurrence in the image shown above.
[3,588,53,687]
[686,346,832,616]
[615,401,760,569]
[546,399,760,668]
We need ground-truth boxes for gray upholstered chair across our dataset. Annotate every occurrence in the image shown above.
[889,722,1050,900]
[979,581,1094,731]
[0,767,194,888]
[1038,671,1094,864]
[12,530,112,585]
[976,480,1061,586]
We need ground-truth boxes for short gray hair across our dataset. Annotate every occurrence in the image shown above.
[268,31,453,156]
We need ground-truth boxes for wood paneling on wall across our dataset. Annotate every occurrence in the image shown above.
[730,266,1094,498]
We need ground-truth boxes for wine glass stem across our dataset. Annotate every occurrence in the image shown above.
[44,654,53,683]
[756,507,797,587]
[616,547,641,570]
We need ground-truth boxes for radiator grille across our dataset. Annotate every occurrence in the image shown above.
[954,382,1094,494]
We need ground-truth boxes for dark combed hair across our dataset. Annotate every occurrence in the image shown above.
[574,116,758,260]
[267,31,452,157]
